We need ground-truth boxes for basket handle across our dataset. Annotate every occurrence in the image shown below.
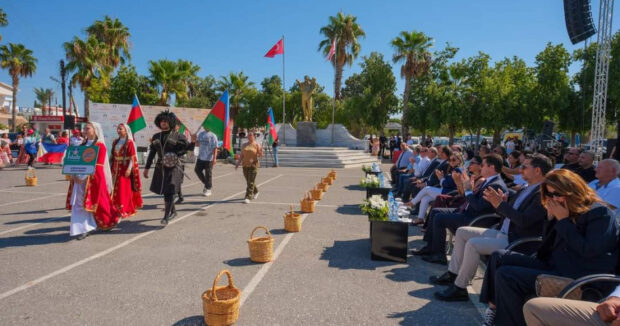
[25,169,36,178]
[211,269,235,302]
[249,225,272,241]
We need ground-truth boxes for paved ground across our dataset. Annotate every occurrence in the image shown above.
[0,163,483,326]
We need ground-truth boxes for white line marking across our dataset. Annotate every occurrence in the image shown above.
[0,173,234,235]
[240,212,309,307]
[0,193,65,208]
[0,174,283,301]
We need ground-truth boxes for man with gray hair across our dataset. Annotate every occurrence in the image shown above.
[577,151,596,183]
[588,159,620,217]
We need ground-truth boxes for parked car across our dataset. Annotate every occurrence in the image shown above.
[432,137,450,146]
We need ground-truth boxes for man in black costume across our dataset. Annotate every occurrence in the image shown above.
[143,110,193,225]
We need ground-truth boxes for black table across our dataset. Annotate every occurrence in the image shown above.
[365,186,391,199]
[369,219,409,263]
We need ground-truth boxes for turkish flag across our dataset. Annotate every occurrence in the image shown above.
[264,39,284,58]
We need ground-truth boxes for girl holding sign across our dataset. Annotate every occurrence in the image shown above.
[65,122,120,240]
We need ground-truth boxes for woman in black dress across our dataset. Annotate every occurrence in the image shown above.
[143,111,193,225]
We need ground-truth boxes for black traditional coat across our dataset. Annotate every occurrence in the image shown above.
[145,131,191,195]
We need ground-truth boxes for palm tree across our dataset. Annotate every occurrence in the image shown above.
[391,31,433,136]
[0,43,37,131]
[0,8,8,42]
[86,15,131,69]
[33,87,54,115]
[216,71,255,118]
[64,35,107,118]
[148,59,194,105]
[318,12,365,100]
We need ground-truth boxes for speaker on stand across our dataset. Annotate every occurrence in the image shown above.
[563,0,597,44]
[63,115,75,130]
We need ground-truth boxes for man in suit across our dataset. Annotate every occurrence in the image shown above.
[390,143,414,185]
[431,154,552,301]
[413,154,509,265]
[400,147,442,201]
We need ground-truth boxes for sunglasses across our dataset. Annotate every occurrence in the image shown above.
[470,161,480,165]
[545,191,564,198]
[450,158,460,162]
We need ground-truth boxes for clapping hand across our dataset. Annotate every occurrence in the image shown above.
[435,169,444,179]
[460,171,473,190]
[483,187,505,209]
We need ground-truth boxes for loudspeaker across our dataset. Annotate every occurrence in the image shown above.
[563,0,596,44]
[63,115,75,130]
[542,120,555,138]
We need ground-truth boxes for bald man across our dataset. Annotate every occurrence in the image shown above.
[588,159,620,217]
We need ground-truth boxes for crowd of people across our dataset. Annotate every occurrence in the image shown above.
[389,140,620,326]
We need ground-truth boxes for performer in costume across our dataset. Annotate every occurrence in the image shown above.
[110,123,143,218]
[66,122,120,240]
[143,110,193,225]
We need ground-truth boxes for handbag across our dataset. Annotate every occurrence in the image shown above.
[535,274,582,300]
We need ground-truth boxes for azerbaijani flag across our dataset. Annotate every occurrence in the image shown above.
[177,118,191,139]
[201,90,233,154]
[266,107,278,144]
[127,95,147,135]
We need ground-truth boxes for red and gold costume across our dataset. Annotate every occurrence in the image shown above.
[66,141,120,230]
[110,138,143,218]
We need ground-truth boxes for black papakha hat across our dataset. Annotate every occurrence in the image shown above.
[154,110,177,129]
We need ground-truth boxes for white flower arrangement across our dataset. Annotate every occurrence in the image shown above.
[362,165,372,173]
[360,174,380,188]
[360,195,388,221]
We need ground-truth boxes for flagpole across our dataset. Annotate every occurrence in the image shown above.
[331,38,336,146]
[282,35,286,146]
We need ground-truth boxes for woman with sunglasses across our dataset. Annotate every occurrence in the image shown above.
[478,169,618,326]
[428,155,486,211]
[408,152,464,225]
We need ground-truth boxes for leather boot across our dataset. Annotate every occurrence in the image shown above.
[161,201,172,225]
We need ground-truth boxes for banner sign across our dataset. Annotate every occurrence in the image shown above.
[62,145,99,175]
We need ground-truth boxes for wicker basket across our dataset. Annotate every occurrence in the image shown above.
[318,181,329,192]
[25,170,37,186]
[202,270,241,326]
[65,174,72,181]
[284,206,302,232]
[311,187,324,200]
[300,192,316,213]
[324,176,334,185]
[247,226,274,263]
[328,169,337,179]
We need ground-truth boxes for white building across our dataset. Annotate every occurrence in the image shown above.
[0,82,13,113]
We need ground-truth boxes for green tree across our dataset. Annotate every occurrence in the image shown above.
[391,30,433,136]
[148,59,198,105]
[86,15,131,70]
[461,52,491,146]
[0,8,7,42]
[0,43,37,131]
[216,71,255,118]
[177,75,218,108]
[342,52,398,132]
[318,12,366,100]
[64,35,107,118]
[533,43,571,123]
[34,87,54,115]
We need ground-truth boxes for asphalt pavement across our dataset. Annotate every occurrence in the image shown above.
[0,163,482,326]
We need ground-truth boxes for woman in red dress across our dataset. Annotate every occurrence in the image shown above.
[66,122,120,239]
[110,123,143,218]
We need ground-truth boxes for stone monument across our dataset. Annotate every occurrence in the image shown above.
[296,76,318,146]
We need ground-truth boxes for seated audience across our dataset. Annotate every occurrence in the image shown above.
[411,154,509,265]
[400,147,441,201]
[577,151,596,183]
[561,147,582,173]
[588,158,620,218]
[390,143,414,185]
[478,169,618,326]
[431,154,551,302]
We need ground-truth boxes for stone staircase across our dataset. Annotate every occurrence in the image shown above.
[271,147,380,168]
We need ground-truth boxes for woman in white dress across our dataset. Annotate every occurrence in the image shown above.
[66,122,117,240]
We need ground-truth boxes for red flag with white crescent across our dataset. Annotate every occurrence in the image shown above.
[264,39,284,58]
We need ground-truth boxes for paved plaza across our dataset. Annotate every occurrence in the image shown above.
[0,164,482,325]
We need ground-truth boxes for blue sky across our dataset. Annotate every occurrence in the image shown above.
[2,0,619,114]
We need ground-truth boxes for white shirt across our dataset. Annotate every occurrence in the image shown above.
[197,130,218,161]
[415,156,431,177]
[396,149,414,169]
[588,178,620,218]
[505,140,515,154]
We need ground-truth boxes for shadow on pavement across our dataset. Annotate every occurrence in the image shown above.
[223,257,255,267]
[4,215,69,225]
[320,239,395,270]
[0,207,66,216]
[387,290,481,326]
[268,228,288,235]
[0,232,72,249]
[345,184,364,191]
[336,204,364,215]
[383,257,444,283]
[171,315,205,326]
[24,226,66,234]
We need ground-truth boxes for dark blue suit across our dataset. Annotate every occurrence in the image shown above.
[424,174,509,255]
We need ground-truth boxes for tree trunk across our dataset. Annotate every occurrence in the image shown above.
[334,62,343,101]
[11,77,18,132]
[475,129,481,150]
[493,129,501,146]
[401,76,411,137]
[84,93,90,120]
[570,131,576,146]
[448,124,455,145]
